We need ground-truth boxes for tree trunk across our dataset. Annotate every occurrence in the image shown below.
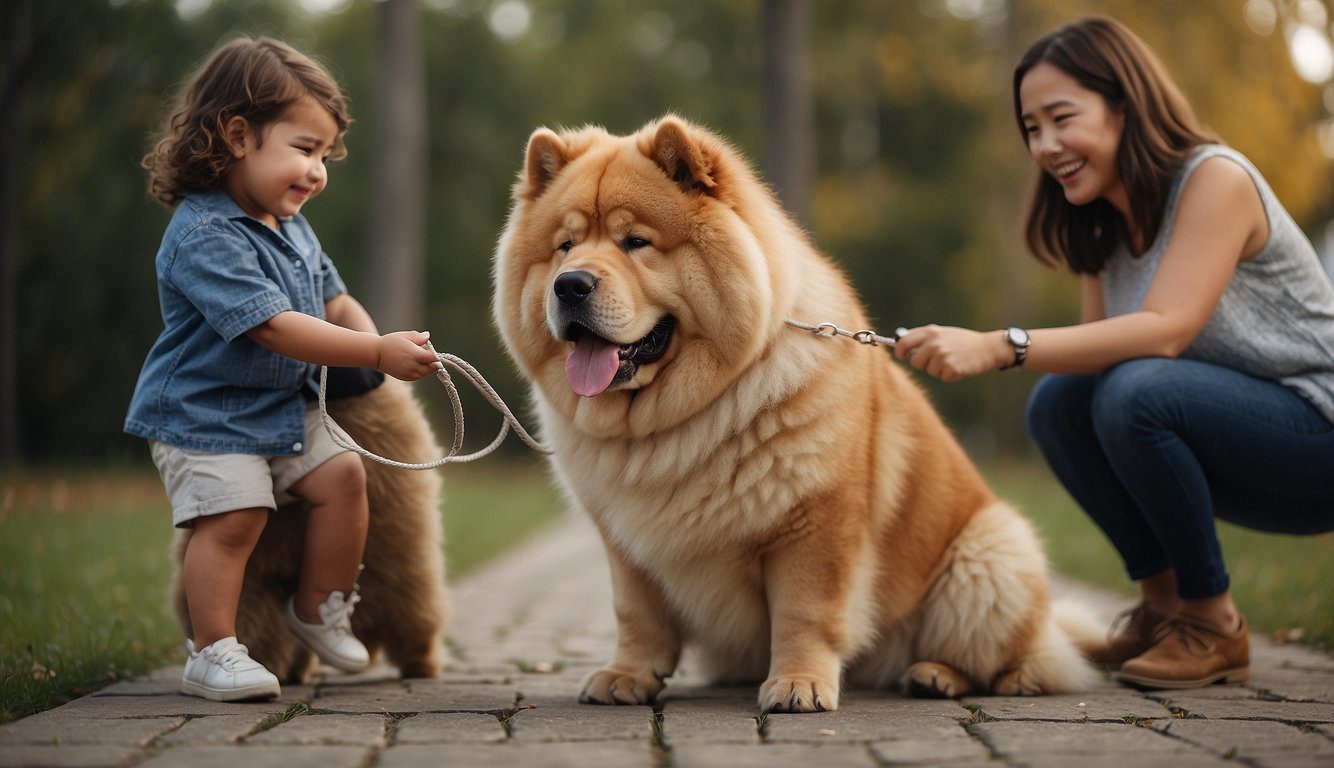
[760,0,813,227]
[0,0,33,464]
[364,0,427,332]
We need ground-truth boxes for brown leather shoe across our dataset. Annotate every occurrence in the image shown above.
[1083,602,1169,667]
[1116,615,1250,690]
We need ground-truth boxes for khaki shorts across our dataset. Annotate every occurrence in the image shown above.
[150,405,353,528]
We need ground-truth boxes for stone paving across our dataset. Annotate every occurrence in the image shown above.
[3,514,1332,767]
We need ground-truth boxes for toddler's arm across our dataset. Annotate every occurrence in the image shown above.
[246,312,440,381]
[325,293,378,335]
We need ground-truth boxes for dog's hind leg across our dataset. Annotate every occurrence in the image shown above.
[911,501,1094,696]
[902,660,975,698]
[990,612,1098,695]
[380,612,445,678]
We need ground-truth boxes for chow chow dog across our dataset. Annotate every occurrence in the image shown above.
[170,377,449,681]
[492,115,1096,712]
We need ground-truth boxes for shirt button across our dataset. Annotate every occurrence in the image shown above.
[292,442,304,452]
[293,260,302,268]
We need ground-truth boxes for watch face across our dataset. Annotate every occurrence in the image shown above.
[1007,327,1030,346]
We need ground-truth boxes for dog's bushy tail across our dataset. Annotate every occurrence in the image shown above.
[1019,602,1102,694]
[1053,599,1107,660]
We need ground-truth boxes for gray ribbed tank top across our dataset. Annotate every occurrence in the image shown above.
[1102,145,1334,425]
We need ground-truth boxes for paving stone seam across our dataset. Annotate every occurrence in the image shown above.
[967,718,1194,757]
[975,716,1183,724]
[1249,687,1333,704]
[306,705,517,714]
[231,712,273,744]
[1142,722,1257,762]
[132,715,190,761]
[1155,702,1334,725]
[955,715,1003,762]
[124,738,379,766]
[363,714,392,764]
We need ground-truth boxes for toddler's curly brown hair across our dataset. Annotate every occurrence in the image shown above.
[143,37,351,206]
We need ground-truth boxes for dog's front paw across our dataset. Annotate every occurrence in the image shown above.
[758,674,839,713]
[578,667,664,705]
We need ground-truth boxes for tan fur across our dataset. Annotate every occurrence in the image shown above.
[493,115,1095,711]
[170,379,449,681]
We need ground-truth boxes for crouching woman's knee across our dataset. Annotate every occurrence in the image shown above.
[1089,358,1183,440]
[1025,374,1095,453]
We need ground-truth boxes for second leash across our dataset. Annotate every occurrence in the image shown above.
[784,319,907,348]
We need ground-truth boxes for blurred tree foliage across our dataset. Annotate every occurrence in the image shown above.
[4,0,1329,464]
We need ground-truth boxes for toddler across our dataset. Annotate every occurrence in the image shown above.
[125,37,441,701]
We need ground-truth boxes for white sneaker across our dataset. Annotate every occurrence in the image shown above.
[285,591,370,672]
[181,636,280,701]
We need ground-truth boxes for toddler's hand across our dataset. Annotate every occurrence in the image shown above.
[375,331,443,381]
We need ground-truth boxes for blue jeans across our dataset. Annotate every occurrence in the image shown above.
[1025,358,1334,600]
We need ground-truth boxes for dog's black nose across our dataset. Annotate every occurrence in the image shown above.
[554,270,597,306]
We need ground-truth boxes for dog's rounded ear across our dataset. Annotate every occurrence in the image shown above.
[649,117,717,194]
[518,128,567,201]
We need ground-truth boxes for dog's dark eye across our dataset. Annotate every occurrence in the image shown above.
[558,240,574,253]
[624,236,651,251]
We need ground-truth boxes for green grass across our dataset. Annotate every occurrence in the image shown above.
[0,473,180,723]
[439,462,564,577]
[0,464,562,724]
[984,459,1334,650]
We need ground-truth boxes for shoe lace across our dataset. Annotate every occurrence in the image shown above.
[206,642,256,672]
[321,591,361,637]
[1152,616,1218,658]
[1105,602,1159,643]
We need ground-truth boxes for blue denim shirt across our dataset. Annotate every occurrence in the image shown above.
[124,188,348,455]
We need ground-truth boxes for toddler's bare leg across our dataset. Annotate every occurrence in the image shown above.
[287,452,369,622]
[184,507,270,647]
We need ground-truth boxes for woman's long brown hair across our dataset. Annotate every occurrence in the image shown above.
[1015,16,1217,274]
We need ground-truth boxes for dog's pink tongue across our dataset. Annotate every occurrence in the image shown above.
[566,334,620,397]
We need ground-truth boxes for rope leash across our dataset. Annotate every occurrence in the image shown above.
[317,341,551,470]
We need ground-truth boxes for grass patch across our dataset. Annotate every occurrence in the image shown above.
[261,700,312,731]
[0,471,180,724]
[439,461,563,578]
[1,463,561,724]
[963,702,994,725]
[984,459,1333,650]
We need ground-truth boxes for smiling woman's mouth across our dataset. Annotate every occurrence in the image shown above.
[564,317,676,397]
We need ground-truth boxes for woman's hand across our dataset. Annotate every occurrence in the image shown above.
[375,331,444,381]
[893,325,1011,382]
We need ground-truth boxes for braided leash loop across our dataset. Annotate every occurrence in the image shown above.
[317,341,551,471]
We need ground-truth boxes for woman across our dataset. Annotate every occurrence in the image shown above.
[894,16,1334,690]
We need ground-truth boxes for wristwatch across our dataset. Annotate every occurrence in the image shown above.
[1000,327,1030,370]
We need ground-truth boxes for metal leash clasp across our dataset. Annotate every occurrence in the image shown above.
[787,319,905,348]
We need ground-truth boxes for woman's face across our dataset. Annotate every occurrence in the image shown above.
[1019,61,1126,211]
